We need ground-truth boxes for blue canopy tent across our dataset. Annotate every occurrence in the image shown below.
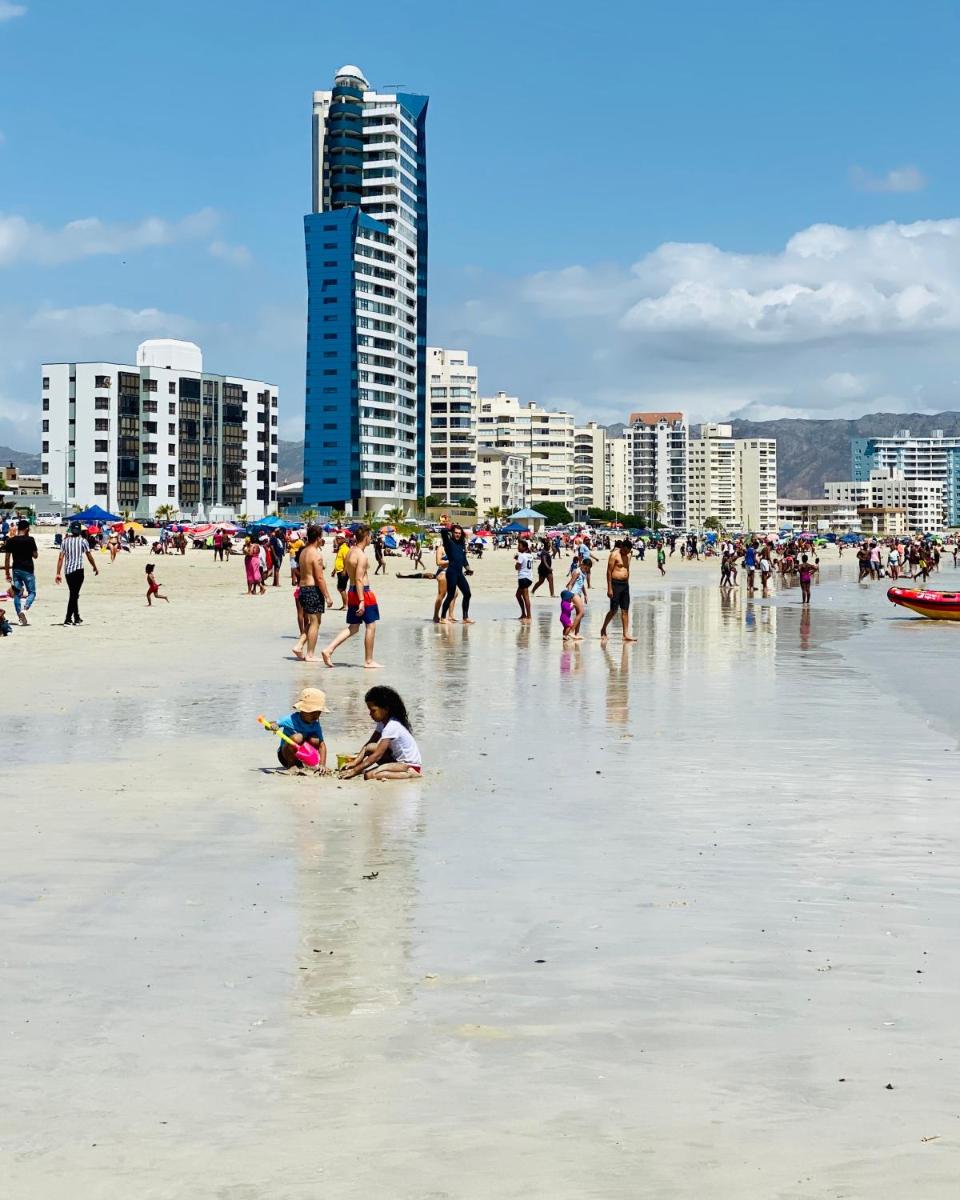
[68,504,122,524]
[383,534,398,549]
[500,521,531,534]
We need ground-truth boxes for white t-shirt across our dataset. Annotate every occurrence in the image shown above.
[516,552,534,581]
[377,719,421,766]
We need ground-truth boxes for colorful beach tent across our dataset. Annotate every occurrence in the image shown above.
[69,505,122,524]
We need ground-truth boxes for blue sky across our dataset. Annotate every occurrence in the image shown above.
[2,0,959,450]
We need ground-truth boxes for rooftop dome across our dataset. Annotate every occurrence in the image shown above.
[136,339,202,373]
[335,64,368,87]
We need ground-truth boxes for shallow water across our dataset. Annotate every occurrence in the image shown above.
[4,559,960,1198]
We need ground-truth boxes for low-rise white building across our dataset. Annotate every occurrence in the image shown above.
[778,498,860,533]
[824,469,944,532]
[476,448,526,516]
[41,339,278,519]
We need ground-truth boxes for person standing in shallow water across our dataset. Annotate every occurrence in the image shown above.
[438,515,473,624]
[600,540,637,643]
[293,525,332,662]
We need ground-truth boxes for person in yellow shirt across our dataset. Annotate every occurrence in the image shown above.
[332,535,350,610]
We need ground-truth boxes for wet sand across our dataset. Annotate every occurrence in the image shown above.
[3,543,960,1198]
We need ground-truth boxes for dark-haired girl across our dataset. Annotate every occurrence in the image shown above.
[340,686,423,780]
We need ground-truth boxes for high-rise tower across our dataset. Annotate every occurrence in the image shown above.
[303,65,428,513]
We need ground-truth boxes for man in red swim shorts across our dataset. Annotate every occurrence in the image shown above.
[321,525,382,669]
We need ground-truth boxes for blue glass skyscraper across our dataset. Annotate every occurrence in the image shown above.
[303,65,428,513]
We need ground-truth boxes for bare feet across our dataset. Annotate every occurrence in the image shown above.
[624,635,637,642]
[292,647,306,661]
[364,661,382,669]
[462,618,475,624]
[321,649,333,668]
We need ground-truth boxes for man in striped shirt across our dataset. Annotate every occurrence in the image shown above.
[55,522,99,626]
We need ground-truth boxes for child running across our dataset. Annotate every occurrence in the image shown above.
[340,685,422,780]
[145,563,169,606]
[264,686,328,774]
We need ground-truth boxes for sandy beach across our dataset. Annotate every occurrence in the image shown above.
[3,539,960,1198]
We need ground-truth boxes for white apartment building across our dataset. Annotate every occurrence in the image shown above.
[425,347,478,503]
[477,393,575,511]
[604,436,629,515]
[41,339,278,519]
[476,448,527,515]
[573,422,606,518]
[688,423,739,529]
[737,436,778,532]
[824,469,944,532]
[687,423,778,532]
[624,412,688,528]
[853,429,960,526]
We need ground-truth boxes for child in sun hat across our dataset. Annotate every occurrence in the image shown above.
[264,687,329,773]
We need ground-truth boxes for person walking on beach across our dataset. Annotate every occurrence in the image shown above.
[55,522,99,625]
[332,536,349,610]
[439,515,473,624]
[374,534,386,575]
[3,519,38,626]
[515,538,534,621]
[244,537,263,595]
[600,539,636,642]
[322,525,382,668]
[531,539,554,597]
[656,543,666,576]
[292,526,332,662]
[269,532,285,587]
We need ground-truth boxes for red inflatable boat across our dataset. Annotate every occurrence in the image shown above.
[887,587,960,620]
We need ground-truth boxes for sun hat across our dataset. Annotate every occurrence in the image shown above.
[293,686,329,714]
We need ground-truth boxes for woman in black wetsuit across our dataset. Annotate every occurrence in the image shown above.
[439,516,474,623]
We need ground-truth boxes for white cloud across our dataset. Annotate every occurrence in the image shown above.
[0,208,218,267]
[850,164,927,194]
[0,2,26,20]
[433,216,960,424]
[209,239,252,267]
[519,219,960,347]
[28,304,198,338]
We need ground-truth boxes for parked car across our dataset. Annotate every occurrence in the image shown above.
[36,512,62,527]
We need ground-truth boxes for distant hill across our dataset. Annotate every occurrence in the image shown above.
[278,439,304,484]
[0,446,41,474]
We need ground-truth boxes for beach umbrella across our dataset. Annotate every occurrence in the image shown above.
[124,521,145,532]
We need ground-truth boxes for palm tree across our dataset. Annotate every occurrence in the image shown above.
[330,508,346,527]
[302,507,318,525]
[385,505,406,527]
[485,505,505,526]
[648,500,664,530]
[155,503,175,524]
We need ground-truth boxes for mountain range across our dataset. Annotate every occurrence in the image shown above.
[8,413,960,500]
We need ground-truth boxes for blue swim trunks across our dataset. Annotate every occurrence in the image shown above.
[346,586,380,625]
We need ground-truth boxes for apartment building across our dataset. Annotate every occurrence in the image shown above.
[824,469,944,532]
[477,393,575,511]
[852,429,960,526]
[425,347,478,503]
[40,339,277,519]
[476,448,527,515]
[573,422,606,518]
[624,412,688,528]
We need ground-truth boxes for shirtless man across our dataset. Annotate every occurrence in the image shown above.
[600,539,637,642]
[322,525,381,668]
[292,526,333,661]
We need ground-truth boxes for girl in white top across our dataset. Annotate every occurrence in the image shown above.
[340,686,423,780]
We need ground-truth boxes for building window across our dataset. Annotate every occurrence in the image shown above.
[42,398,50,411]
[42,376,50,389]
[168,485,176,497]
[94,482,108,495]
[143,400,158,414]
[95,419,109,431]
[168,402,176,414]
[95,460,108,474]
[168,443,176,455]
[168,464,176,476]
[94,439,108,452]
[95,397,110,411]
[142,484,157,497]
[143,379,158,392]
[42,440,49,453]
[42,419,50,431]
[94,375,111,388]
[168,381,176,394]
